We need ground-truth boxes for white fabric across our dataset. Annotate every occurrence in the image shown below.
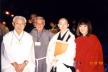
[1,30,35,72]
[46,29,76,72]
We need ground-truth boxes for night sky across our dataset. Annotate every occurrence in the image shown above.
[1,0,108,63]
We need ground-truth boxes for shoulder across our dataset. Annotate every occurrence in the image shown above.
[50,32,59,40]
[24,31,33,39]
[3,31,13,42]
[30,28,36,33]
[44,29,52,33]
[88,34,99,40]
[89,34,97,38]
[3,31,13,38]
[68,30,75,39]
[75,36,83,42]
[43,29,54,36]
[30,28,37,36]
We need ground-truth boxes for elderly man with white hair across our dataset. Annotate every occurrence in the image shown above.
[30,16,53,72]
[1,16,35,72]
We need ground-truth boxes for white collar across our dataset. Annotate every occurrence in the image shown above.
[13,30,24,39]
[60,29,69,37]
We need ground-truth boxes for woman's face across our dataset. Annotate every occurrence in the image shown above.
[79,24,88,36]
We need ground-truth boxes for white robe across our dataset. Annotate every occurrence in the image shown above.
[46,29,76,72]
[1,30,35,72]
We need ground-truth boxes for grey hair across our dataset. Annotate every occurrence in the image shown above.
[12,16,27,24]
[36,16,45,25]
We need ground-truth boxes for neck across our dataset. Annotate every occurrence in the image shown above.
[37,29,43,32]
[60,29,68,34]
[38,30,42,32]
[82,33,87,36]
[16,30,23,35]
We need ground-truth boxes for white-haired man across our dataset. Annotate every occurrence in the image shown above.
[1,16,35,72]
[30,16,53,72]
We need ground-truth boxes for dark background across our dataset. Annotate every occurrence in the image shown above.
[1,0,108,65]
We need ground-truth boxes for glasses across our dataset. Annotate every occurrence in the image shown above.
[58,23,68,26]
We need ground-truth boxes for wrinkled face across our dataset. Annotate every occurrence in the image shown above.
[36,19,44,31]
[13,19,25,32]
[58,19,69,31]
[79,24,88,36]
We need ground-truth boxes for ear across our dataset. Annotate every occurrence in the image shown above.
[12,22,15,26]
[43,23,45,26]
[67,24,69,27]
[58,24,60,27]
[58,24,59,27]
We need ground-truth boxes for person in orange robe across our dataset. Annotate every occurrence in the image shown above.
[75,19,104,72]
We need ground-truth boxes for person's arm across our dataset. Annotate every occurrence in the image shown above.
[94,36,104,72]
[46,36,56,72]
[27,37,35,72]
[49,31,54,41]
[17,60,28,72]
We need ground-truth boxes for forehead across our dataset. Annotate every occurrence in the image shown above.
[36,17,44,22]
[36,19,43,21]
[31,14,36,17]
[79,24,88,28]
[36,17,44,20]
[79,23,88,26]
[14,19,24,23]
[59,19,68,23]
[36,20,44,25]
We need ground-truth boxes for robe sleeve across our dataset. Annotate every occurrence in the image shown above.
[94,36,104,72]
[46,36,56,72]
[2,36,15,63]
[74,38,80,69]
[27,37,35,72]
[48,31,54,40]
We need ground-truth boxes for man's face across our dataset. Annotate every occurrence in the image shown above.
[36,19,44,31]
[14,19,25,32]
[58,19,69,31]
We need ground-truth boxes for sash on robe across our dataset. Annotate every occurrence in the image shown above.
[54,40,68,56]
[54,30,70,56]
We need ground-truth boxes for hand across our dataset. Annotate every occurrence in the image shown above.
[11,62,19,72]
[11,61,28,72]
[18,63,26,72]
[51,58,58,65]
[76,69,80,72]
[18,60,28,72]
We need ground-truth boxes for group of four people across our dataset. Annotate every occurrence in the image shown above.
[1,15,104,72]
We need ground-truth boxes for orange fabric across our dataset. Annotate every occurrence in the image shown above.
[54,41,68,56]
[75,34,104,72]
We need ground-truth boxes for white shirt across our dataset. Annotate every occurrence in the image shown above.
[1,30,35,72]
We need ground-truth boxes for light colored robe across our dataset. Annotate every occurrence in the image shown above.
[1,30,35,72]
[46,29,76,72]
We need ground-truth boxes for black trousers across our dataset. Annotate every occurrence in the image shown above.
[50,64,75,72]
